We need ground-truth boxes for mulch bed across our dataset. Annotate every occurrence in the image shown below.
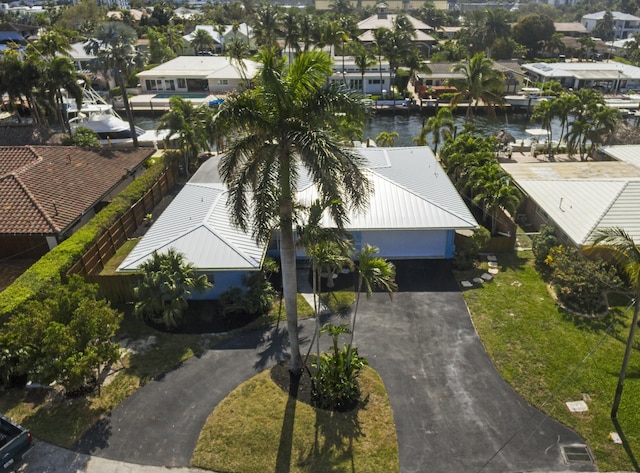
[270,358,316,407]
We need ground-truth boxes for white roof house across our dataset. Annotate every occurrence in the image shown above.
[118,183,265,272]
[502,160,640,246]
[521,62,640,91]
[581,11,640,38]
[136,56,260,95]
[118,146,477,288]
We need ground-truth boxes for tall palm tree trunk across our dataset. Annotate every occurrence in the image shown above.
[611,302,639,419]
[279,164,302,375]
[116,66,138,147]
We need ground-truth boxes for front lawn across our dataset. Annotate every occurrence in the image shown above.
[191,366,399,473]
[459,251,639,471]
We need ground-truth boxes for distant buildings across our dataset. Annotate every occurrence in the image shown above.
[581,11,640,39]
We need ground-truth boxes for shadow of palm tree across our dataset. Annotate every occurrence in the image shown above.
[611,417,640,472]
[296,404,364,473]
[275,373,301,473]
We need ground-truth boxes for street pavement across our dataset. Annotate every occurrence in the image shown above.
[18,260,606,472]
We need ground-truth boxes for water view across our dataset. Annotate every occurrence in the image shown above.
[134,110,561,147]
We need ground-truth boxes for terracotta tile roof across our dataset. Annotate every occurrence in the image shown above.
[0,146,155,235]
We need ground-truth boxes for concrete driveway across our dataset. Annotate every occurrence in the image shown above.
[67,259,595,472]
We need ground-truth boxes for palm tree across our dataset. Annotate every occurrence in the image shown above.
[448,52,505,121]
[478,8,511,58]
[423,107,455,153]
[191,28,215,55]
[467,163,521,233]
[213,48,371,375]
[350,41,375,95]
[297,199,353,364]
[348,244,397,365]
[134,249,211,329]
[85,21,140,147]
[282,9,301,64]
[31,30,72,59]
[252,3,281,50]
[158,96,214,176]
[531,99,555,155]
[374,131,399,147]
[373,28,390,94]
[590,228,640,419]
[413,126,429,146]
[38,56,84,133]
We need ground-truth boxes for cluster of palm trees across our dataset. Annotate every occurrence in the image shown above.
[438,133,521,235]
[0,22,142,144]
[531,88,621,160]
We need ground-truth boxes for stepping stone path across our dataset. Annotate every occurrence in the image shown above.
[460,281,473,288]
[488,268,499,275]
[481,273,493,281]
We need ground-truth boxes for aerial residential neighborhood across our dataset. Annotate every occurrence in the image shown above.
[2,0,640,472]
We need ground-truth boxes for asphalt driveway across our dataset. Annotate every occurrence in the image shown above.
[73,259,596,472]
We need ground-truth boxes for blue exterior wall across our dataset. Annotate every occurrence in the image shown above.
[188,270,249,300]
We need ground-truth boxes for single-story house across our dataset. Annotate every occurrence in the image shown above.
[117,146,478,298]
[0,145,155,259]
[502,158,640,247]
[520,62,640,92]
[136,56,260,95]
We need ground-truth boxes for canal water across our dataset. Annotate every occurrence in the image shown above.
[134,110,561,147]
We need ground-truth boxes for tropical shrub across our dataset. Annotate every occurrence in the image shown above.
[532,224,558,270]
[61,126,100,147]
[545,245,621,314]
[312,324,367,411]
[0,276,122,393]
[219,271,278,317]
[134,249,211,329]
[454,226,491,269]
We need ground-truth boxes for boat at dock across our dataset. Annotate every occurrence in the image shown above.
[504,88,553,108]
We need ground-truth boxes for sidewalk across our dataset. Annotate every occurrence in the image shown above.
[17,441,213,473]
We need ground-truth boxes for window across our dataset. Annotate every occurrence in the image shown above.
[165,79,175,91]
[177,78,186,89]
[145,79,162,91]
[217,79,229,85]
[368,79,384,84]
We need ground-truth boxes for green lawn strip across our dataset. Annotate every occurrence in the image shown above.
[100,238,140,274]
[191,367,399,473]
[460,251,639,471]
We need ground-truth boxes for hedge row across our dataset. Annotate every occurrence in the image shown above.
[0,155,171,321]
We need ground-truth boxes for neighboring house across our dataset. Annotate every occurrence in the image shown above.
[357,3,437,55]
[0,22,38,53]
[553,22,587,37]
[118,146,478,298]
[0,145,155,259]
[136,56,260,95]
[182,23,255,55]
[581,11,640,39]
[315,0,423,10]
[327,55,393,95]
[502,158,640,247]
[520,62,640,92]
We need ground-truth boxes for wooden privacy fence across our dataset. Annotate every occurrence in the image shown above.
[68,166,177,278]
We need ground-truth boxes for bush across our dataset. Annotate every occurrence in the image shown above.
[454,226,491,270]
[545,245,621,314]
[311,324,367,411]
[532,224,558,270]
[0,276,123,393]
[61,127,100,147]
[219,267,278,317]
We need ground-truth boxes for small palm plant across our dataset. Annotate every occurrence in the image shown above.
[134,249,211,329]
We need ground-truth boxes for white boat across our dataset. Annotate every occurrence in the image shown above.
[504,88,553,108]
[64,82,168,147]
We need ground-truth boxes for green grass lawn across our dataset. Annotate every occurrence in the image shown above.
[191,367,399,473]
[458,251,639,471]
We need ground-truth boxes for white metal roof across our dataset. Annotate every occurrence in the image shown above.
[582,10,640,21]
[297,147,477,231]
[136,56,260,81]
[117,183,264,272]
[521,62,640,81]
[600,144,640,170]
